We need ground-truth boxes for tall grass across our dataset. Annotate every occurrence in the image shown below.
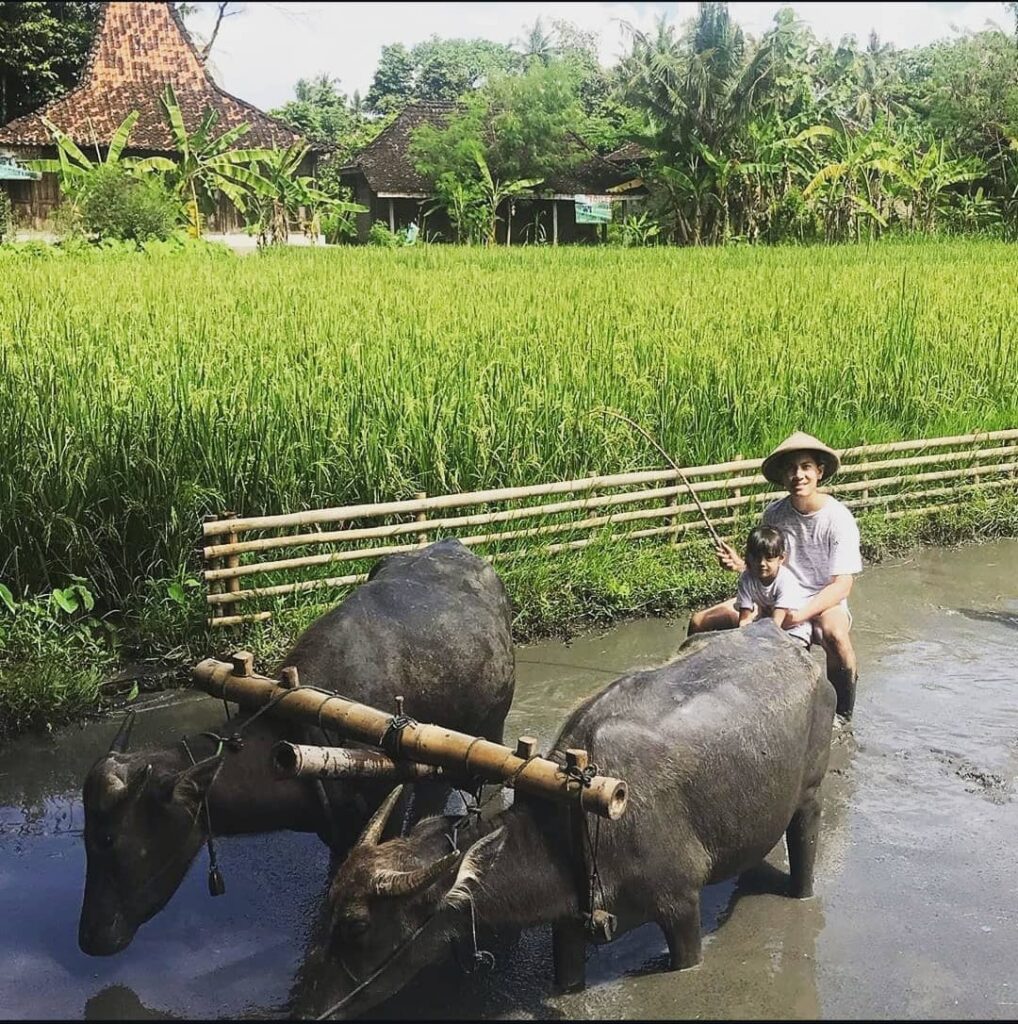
[0,239,1015,616]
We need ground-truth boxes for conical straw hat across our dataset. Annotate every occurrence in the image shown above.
[761,431,841,485]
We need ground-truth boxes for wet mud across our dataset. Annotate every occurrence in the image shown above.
[1,540,1015,1019]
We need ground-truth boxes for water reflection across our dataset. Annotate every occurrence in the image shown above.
[0,540,1014,1020]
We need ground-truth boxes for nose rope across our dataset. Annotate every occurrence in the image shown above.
[180,737,226,897]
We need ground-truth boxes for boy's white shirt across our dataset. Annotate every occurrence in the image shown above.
[735,565,814,645]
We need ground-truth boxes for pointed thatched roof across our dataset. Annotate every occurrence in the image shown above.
[344,102,642,199]
[0,1,303,151]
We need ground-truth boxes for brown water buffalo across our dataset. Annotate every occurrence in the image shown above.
[293,619,835,1018]
[78,539,515,956]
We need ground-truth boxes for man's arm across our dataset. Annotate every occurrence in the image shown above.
[784,574,854,625]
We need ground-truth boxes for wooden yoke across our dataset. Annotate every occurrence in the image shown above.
[192,654,629,820]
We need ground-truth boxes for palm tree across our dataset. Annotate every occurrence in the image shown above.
[518,18,557,66]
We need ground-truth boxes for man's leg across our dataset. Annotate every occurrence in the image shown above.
[813,606,857,719]
[687,598,739,636]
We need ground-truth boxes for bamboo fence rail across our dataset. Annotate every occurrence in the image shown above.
[201,429,1018,626]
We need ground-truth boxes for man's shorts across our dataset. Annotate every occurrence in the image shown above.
[811,602,853,645]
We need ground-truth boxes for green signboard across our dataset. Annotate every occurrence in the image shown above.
[574,195,612,224]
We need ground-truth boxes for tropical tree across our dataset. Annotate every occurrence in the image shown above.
[472,148,542,245]
[134,84,274,236]
[247,142,365,244]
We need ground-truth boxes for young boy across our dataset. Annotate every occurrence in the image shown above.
[736,526,813,648]
[688,431,862,720]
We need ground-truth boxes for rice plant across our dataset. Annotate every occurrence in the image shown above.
[0,239,1015,618]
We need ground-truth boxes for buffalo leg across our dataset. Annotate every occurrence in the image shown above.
[786,792,822,898]
[551,918,587,992]
[662,895,702,970]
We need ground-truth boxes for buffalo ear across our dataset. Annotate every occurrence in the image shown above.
[444,827,506,909]
[169,758,221,808]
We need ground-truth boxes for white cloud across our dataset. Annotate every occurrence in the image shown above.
[187,1,1013,111]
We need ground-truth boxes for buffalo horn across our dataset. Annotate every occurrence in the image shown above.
[374,852,461,897]
[356,785,404,848]
[99,760,151,812]
[108,710,137,754]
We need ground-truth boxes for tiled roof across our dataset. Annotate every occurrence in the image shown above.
[0,2,304,151]
[345,102,457,195]
[345,102,644,197]
[606,140,652,164]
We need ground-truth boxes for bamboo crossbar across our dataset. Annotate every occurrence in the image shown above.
[192,656,629,819]
[202,429,1018,539]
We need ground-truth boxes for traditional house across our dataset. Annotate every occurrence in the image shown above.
[0,1,309,229]
[340,102,646,244]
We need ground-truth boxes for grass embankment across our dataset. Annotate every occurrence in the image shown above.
[1,240,1016,734]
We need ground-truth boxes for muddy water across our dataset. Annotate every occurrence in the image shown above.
[1,540,1016,1020]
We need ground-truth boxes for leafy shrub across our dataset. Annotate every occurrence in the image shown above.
[75,165,181,242]
[367,219,403,247]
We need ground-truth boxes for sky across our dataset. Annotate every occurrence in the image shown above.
[185,1,1015,111]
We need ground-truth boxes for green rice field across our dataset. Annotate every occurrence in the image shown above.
[1,238,1016,622]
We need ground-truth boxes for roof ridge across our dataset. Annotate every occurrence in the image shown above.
[0,1,305,151]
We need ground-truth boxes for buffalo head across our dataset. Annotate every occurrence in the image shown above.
[78,714,221,955]
[292,785,506,1019]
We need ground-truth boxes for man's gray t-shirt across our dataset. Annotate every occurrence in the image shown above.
[761,496,862,599]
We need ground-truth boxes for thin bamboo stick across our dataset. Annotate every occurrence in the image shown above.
[273,743,452,782]
[192,657,629,819]
[202,429,1018,538]
[209,610,274,627]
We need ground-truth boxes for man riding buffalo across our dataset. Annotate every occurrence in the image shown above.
[688,431,862,722]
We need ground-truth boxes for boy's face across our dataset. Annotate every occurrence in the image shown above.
[748,552,784,584]
[781,452,824,498]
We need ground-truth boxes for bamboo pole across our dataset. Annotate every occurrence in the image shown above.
[201,429,1018,538]
[273,743,453,782]
[192,656,629,819]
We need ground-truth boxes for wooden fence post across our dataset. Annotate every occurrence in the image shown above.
[415,493,428,547]
[203,513,224,625]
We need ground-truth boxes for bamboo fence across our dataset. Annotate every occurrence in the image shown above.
[201,429,1018,626]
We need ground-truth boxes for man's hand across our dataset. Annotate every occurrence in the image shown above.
[715,540,745,573]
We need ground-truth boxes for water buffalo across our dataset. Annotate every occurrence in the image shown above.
[78,538,515,956]
[294,619,835,1018]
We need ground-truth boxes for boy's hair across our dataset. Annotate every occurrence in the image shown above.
[745,526,786,560]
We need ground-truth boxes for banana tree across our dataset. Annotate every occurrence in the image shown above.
[29,112,141,203]
[248,143,366,244]
[133,85,275,236]
[803,128,903,240]
[472,149,542,246]
[895,138,983,232]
